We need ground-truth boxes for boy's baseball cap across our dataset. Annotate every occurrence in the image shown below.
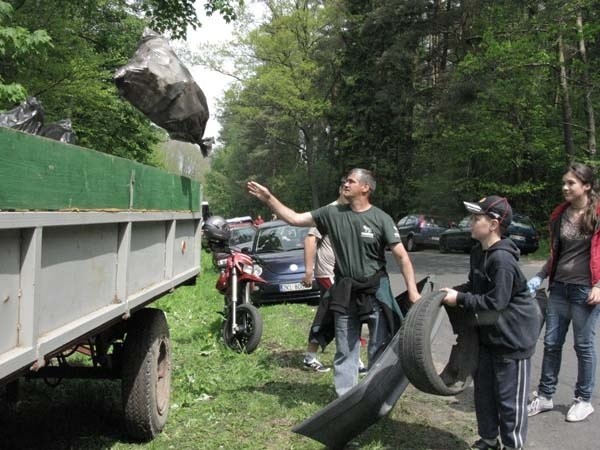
[463,195,513,225]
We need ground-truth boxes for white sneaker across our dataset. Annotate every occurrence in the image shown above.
[566,397,594,422]
[527,391,553,417]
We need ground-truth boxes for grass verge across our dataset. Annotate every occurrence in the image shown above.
[0,252,477,449]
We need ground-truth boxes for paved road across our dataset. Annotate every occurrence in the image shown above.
[386,249,600,450]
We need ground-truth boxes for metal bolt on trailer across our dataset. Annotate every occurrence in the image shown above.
[0,128,203,441]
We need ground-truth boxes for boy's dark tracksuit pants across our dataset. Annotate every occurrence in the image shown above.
[475,345,530,449]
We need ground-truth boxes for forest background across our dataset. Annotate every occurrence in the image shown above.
[1,0,599,229]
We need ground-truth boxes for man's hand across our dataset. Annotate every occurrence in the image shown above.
[440,287,458,306]
[302,271,313,287]
[409,291,421,304]
[247,181,271,203]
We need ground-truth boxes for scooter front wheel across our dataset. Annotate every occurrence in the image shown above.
[222,303,263,353]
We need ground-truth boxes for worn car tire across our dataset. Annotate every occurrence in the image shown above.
[439,237,449,253]
[399,291,478,396]
[222,303,263,353]
[122,308,171,441]
[406,236,417,252]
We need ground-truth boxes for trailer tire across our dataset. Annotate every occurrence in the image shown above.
[399,291,478,396]
[121,308,171,441]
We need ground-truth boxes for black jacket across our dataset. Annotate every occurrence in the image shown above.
[455,238,541,359]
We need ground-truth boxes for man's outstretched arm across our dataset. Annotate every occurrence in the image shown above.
[247,181,316,227]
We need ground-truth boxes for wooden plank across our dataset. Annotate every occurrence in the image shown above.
[0,128,200,211]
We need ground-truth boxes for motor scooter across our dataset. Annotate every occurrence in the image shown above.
[215,247,266,353]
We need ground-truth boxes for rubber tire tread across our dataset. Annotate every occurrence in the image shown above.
[399,291,465,396]
[439,238,449,253]
[223,303,263,353]
[121,308,171,441]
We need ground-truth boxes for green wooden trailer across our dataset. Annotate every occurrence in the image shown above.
[0,127,203,441]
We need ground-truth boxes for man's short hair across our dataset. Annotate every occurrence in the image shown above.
[348,168,376,195]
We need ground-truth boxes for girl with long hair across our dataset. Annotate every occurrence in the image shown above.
[527,162,600,422]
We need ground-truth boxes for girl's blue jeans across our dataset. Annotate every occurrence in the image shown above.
[538,281,600,401]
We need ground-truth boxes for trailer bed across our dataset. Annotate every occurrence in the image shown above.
[0,128,202,386]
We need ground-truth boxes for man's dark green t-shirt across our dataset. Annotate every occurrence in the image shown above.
[311,203,401,279]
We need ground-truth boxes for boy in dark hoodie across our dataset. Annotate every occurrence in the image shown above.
[441,196,541,450]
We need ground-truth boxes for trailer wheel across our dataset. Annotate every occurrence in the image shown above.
[399,291,478,396]
[222,303,263,353]
[121,308,171,441]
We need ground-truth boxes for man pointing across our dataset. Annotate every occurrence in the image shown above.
[248,168,420,396]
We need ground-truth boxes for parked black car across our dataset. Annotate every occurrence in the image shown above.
[506,213,540,255]
[439,213,539,255]
[397,214,448,251]
[439,216,473,253]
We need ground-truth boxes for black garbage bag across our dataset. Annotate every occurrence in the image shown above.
[114,29,210,156]
[0,96,44,134]
[39,119,77,144]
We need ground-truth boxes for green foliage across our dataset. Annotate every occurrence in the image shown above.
[0,0,50,103]
[207,0,600,224]
[205,0,347,215]
[1,0,162,163]
[140,0,243,39]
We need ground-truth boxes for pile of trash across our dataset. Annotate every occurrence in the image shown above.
[0,96,77,144]
[114,29,211,156]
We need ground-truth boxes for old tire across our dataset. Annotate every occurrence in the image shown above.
[222,303,263,353]
[399,291,478,396]
[406,236,417,252]
[439,237,449,253]
[122,308,171,441]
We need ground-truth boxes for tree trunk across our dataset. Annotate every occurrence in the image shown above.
[558,32,576,161]
[576,10,596,156]
[440,0,452,73]
[302,128,320,209]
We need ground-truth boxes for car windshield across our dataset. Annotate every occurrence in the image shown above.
[229,226,256,246]
[254,224,309,254]
[458,217,471,228]
[511,214,534,228]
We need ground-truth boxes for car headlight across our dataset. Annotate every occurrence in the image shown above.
[243,264,263,276]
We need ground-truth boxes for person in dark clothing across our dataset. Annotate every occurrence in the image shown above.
[441,195,541,450]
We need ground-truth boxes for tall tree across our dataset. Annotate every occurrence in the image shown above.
[0,0,50,103]
[330,0,429,218]
[205,0,345,212]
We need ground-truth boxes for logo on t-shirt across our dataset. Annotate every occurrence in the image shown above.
[361,225,374,239]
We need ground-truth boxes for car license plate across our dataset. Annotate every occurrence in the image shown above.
[280,282,311,292]
[431,236,439,241]
[510,234,525,241]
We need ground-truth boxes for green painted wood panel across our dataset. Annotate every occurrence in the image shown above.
[0,128,200,211]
